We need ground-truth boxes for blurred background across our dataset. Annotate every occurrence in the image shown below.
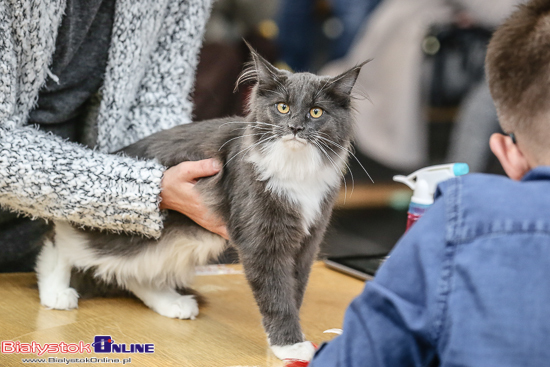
[0,0,522,272]
[196,0,522,263]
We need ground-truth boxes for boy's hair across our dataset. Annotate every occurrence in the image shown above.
[486,0,550,146]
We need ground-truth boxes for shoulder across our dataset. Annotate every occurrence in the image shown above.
[437,172,550,216]
[436,172,511,198]
[435,173,513,211]
[436,172,550,242]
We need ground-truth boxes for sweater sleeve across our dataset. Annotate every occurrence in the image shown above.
[0,125,165,238]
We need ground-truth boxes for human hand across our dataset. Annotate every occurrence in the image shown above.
[159,159,229,240]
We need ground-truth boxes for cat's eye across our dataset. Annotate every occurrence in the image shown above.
[276,103,290,114]
[310,107,323,118]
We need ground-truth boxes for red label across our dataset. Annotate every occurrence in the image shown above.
[406,213,422,231]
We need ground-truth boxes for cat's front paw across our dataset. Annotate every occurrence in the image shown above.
[40,287,79,310]
[155,295,199,320]
[270,341,316,361]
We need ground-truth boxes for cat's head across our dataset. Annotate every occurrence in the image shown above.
[237,45,369,169]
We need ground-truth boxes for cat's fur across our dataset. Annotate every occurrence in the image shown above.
[36,46,367,361]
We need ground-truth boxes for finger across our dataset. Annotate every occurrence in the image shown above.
[217,226,229,241]
[201,213,229,240]
[178,159,222,181]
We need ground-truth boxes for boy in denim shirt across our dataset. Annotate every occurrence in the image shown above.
[311,1,550,366]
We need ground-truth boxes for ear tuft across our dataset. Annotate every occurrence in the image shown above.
[235,40,283,90]
[234,60,257,92]
[329,59,372,96]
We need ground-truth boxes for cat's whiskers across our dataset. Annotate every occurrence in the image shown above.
[224,135,276,167]
[310,140,348,203]
[218,133,270,151]
[220,122,281,138]
[316,132,355,155]
[220,121,284,131]
[226,126,274,138]
[227,125,258,132]
[242,134,281,162]
[320,136,373,185]
[238,135,278,163]
[250,126,276,134]
[315,135,374,183]
[314,135,355,199]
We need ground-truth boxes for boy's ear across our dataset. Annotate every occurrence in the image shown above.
[489,133,531,180]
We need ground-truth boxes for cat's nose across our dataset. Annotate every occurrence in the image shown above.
[288,124,304,135]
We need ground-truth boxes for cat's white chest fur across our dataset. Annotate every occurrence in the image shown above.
[247,138,343,233]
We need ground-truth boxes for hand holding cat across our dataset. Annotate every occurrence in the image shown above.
[36,45,367,362]
[159,159,229,240]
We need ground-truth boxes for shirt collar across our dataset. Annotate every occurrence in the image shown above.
[521,166,550,182]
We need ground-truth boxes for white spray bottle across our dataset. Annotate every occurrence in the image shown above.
[393,163,469,231]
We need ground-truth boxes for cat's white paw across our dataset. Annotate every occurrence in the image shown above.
[155,295,199,320]
[40,287,79,310]
[270,341,316,361]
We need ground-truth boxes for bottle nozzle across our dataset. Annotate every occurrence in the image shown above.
[393,163,469,205]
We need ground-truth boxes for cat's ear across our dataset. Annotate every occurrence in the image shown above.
[237,40,284,89]
[329,59,372,96]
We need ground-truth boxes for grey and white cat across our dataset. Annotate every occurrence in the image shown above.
[36,47,367,361]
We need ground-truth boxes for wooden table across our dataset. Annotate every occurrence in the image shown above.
[0,262,364,367]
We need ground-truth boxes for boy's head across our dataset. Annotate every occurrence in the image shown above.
[486,0,550,179]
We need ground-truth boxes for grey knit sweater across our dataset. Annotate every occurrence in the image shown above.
[0,0,212,238]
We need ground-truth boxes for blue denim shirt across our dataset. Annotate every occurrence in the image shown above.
[311,167,550,367]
